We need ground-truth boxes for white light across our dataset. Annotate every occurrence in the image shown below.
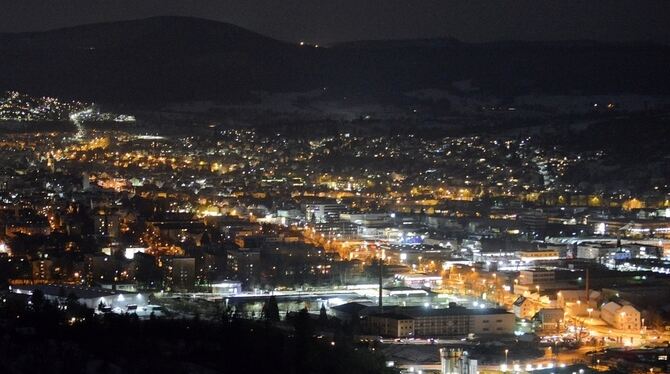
[125,247,146,260]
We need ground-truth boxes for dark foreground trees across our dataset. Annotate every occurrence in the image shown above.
[0,294,396,374]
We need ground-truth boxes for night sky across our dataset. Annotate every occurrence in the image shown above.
[1,0,670,44]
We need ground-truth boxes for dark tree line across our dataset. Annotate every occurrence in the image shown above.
[0,292,397,374]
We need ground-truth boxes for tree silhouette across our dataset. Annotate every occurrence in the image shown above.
[66,292,79,306]
[319,303,328,325]
[293,307,314,373]
[262,295,280,322]
[30,289,45,311]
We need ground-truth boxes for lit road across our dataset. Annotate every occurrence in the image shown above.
[567,315,670,347]
[69,108,96,140]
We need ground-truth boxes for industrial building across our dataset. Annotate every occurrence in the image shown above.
[364,306,515,337]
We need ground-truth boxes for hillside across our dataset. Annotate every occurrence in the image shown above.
[1,16,669,105]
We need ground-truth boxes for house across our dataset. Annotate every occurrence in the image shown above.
[600,301,641,331]
[513,296,537,319]
[557,289,600,316]
[533,308,564,330]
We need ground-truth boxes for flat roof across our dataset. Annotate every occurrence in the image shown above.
[368,312,413,320]
[395,306,512,318]
[11,284,133,299]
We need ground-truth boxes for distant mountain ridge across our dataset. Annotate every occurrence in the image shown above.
[1,16,669,105]
[0,16,289,50]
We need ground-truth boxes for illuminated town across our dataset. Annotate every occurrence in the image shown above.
[1,84,670,374]
[2,0,670,370]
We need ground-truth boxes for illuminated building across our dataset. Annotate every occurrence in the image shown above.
[517,249,560,262]
[226,248,260,286]
[518,269,555,285]
[31,259,54,281]
[600,301,641,331]
[162,256,196,291]
[364,306,515,337]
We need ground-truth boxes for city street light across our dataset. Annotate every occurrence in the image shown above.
[505,349,509,366]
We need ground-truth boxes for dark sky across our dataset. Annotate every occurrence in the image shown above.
[1,0,669,44]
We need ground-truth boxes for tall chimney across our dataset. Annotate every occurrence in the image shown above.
[378,257,383,313]
[585,268,590,302]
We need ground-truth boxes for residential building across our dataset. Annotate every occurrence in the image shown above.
[600,302,641,331]
[518,269,555,285]
[513,296,537,319]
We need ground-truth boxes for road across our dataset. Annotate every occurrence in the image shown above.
[568,315,670,347]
